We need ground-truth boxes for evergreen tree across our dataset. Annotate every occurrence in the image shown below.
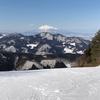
[91,30,100,65]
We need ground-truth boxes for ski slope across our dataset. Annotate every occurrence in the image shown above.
[0,67,100,100]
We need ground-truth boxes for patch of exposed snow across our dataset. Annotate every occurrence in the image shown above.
[68,46,71,48]
[0,44,6,49]
[62,42,66,45]
[8,40,15,44]
[0,36,3,38]
[63,45,65,47]
[70,42,76,46]
[64,63,71,68]
[0,34,8,38]
[64,47,73,53]
[27,43,38,49]
[20,37,25,39]
[77,51,84,54]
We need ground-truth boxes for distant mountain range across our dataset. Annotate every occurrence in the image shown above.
[22,29,94,39]
[0,32,91,54]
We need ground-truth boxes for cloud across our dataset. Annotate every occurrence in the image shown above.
[39,25,57,31]
[29,24,34,26]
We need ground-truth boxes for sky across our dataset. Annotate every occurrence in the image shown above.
[0,0,100,34]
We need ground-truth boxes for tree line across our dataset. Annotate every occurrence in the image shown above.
[77,30,100,67]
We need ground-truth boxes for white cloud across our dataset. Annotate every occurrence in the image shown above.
[29,24,34,26]
[39,25,57,31]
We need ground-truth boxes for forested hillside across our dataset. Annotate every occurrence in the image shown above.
[0,53,81,71]
[77,30,100,67]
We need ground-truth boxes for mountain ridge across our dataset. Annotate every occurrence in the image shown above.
[0,32,91,55]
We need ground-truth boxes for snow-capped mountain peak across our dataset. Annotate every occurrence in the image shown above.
[39,25,57,32]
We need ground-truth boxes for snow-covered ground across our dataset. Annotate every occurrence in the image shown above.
[0,67,100,100]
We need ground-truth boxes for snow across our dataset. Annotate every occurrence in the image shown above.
[36,44,52,55]
[0,44,6,49]
[0,34,8,38]
[14,56,19,66]
[20,37,25,39]
[27,43,38,49]
[8,40,15,44]
[62,42,65,45]
[19,60,43,70]
[70,42,76,46]
[0,36,4,38]
[64,47,73,53]
[4,46,16,52]
[63,63,71,68]
[0,67,100,100]
[39,25,57,32]
[21,47,28,53]
[76,39,82,43]
[68,46,71,48]
[41,59,57,68]
[40,33,53,40]
[77,50,84,54]
[55,35,66,42]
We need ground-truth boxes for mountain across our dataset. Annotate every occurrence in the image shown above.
[0,32,91,70]
[0,52,80,71]
[0,32,91,54]
[23,30,94,40]
[38,25,58,32]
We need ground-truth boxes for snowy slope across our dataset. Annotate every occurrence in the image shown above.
[0,67,100,100]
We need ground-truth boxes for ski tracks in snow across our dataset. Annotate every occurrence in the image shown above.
[0,67,100,100]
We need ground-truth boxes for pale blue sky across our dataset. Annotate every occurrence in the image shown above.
[0,0,100,34]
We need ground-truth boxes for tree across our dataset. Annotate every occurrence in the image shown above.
[91,30,100,66]
[76,44,91,67]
